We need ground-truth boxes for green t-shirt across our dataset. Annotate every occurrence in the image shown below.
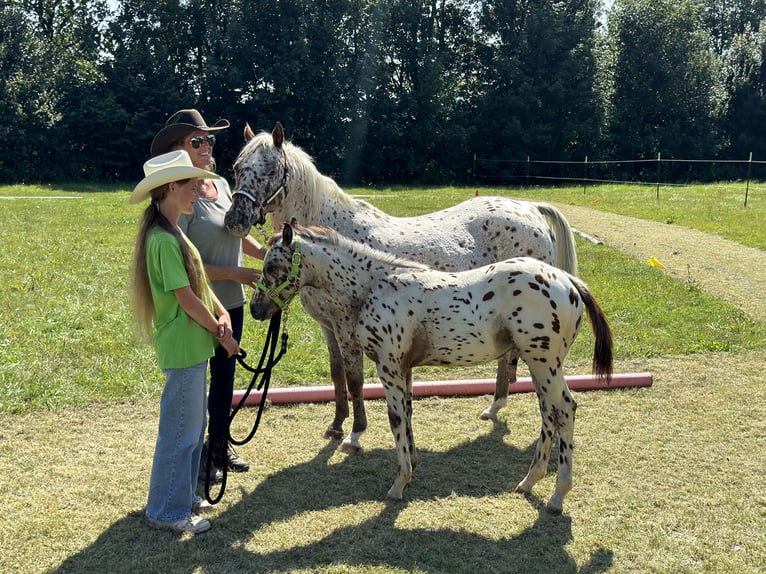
[147,228,217,369]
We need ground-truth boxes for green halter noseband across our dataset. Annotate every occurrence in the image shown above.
[256,237,301,311]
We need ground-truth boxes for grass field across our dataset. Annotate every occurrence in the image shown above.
[1,183,764,413]
[1,182,765,573]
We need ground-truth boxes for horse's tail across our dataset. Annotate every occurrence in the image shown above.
[570,275,613,383]
[535,203,579,276]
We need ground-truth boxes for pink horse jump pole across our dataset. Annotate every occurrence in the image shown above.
[231,372,653,407]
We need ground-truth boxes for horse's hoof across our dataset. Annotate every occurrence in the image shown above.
[340,441,361,454]
[386,489,404,501]
[324,427,344,440]
[479,410,497,421]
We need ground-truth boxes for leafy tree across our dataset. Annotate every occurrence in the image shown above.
[718,18,766,160]
[0,0,112,182]
[700,0,766,54]
[604,0,723,162]
[474,0,603,168]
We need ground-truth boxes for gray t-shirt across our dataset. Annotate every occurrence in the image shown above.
[178,178,245,310]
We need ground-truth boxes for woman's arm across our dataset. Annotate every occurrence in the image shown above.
[202,263,261,288]
[243,235,267,260]
[174,286,240,357]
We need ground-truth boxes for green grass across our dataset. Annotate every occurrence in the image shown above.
[2,350,765,573]
[1,182,765,573]
[0,183,764,413]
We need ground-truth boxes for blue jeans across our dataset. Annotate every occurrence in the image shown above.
[146,361,207,522]
[207,305,244,439]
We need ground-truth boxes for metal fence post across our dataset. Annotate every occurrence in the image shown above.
[526,156,530,188]
[656,152,661,200]
[745,152,752,207]
[583,156,588,194]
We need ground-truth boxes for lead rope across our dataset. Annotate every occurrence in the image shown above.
[203,311,289,504]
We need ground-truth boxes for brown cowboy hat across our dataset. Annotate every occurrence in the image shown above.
[150,109,230,157]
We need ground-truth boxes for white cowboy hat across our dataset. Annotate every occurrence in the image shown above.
[130,150,220,204]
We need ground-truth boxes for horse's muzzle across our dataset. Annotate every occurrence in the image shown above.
[250,295,277,321]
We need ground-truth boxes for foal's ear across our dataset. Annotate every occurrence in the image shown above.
[244,123,255,142]
[282,221,294,245]
[272,121,284,149]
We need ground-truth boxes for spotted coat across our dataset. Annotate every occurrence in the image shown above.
[251,224,613,514]
[225,122,580,448]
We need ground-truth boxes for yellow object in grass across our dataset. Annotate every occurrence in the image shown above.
[647,256,665,269]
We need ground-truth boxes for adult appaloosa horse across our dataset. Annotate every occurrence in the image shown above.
[225,122,579,451]
[251,223,613,514]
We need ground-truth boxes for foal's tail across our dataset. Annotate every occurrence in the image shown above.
[536,203,579,276]
[570,276,613,383]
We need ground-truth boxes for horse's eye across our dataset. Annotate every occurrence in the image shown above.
[265,263,277,274]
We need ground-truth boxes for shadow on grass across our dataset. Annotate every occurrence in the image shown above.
[53,422,613,573]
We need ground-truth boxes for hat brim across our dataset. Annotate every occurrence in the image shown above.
[150,118,230,157]
[129,166,221,204]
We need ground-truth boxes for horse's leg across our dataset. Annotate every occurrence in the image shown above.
[379,364,412,500]
[405,368,418,470]
[514,375,556,497]
[340,349,368,453]
[514,368,576,514]
[480,351,518,421]
[322,328,349,440]
[546,383,576,515]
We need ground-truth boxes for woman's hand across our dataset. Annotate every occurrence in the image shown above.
[234,266,262,289]
[219,331,240,357]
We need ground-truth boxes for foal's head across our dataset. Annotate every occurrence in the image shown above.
[250,222,305,320]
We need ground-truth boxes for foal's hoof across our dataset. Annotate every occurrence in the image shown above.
[324,427,344,440]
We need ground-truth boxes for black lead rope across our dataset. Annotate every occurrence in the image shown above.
[203,311,289,504]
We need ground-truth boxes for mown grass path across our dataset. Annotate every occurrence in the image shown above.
[553,203,766,322]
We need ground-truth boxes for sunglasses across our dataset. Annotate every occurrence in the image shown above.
[189,134,216,148]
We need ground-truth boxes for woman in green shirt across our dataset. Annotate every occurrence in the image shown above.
[130,150,239,534]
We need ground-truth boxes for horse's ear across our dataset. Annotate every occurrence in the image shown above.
[244,123,255,142]
[282,221,293,245]
[273,121,284,149]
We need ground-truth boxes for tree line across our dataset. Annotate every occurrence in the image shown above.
[1,0,765,185]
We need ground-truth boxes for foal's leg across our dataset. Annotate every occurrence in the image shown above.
[480,351,519,421]
[547,383,576,514]
[379,366,413,500]
[515,370,576,514]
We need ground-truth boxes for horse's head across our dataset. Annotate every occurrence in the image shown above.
[224,121,290,238]
[250,222,301,320]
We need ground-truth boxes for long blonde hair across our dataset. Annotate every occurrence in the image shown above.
[130,182,205,341]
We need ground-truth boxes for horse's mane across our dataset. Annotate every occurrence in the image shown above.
[294,225,429,271]
[240,131,357,218]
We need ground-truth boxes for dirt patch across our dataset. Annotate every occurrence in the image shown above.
[552,203,766,323]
